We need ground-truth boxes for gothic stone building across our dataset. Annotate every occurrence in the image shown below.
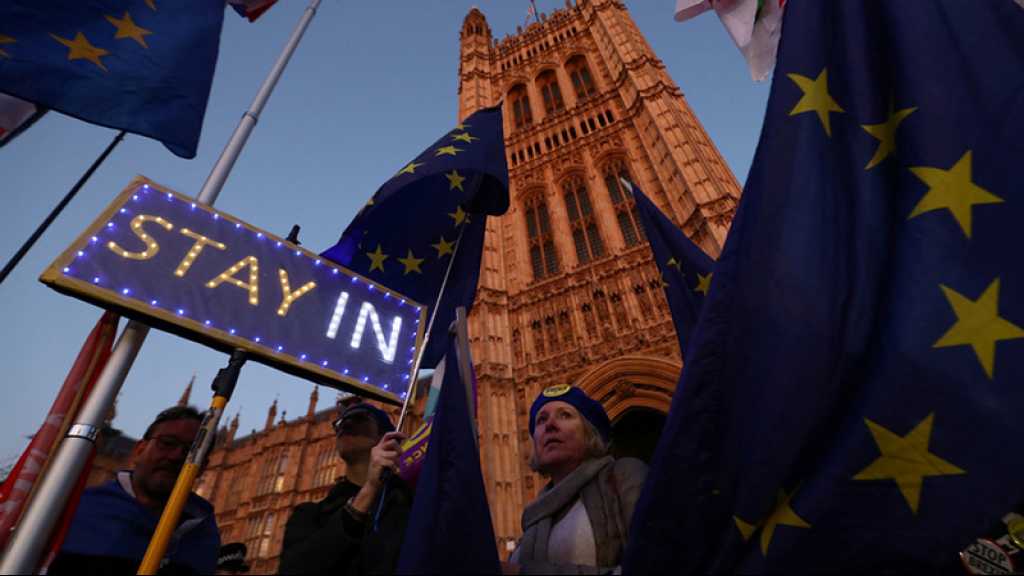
[459,0,739,556]
[88,1,740,571]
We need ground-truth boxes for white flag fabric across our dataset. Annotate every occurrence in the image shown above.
[674,0,713,22]
[0,93,37,144]
[673,0,786,82]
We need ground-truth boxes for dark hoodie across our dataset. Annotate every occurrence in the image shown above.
[49,471,220,575]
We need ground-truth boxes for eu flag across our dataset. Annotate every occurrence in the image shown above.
[628,179,713,356]
[625,1,1024,573]
[0,0,224,158]
[321,106,509,369]
[396,332,500,574]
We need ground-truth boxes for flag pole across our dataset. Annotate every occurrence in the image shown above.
[372,223,470,531]
[0,2,324,572]
[395,223,468,432]
[452,306,478,441]
[137,350,247,576]
[0,130,126,286]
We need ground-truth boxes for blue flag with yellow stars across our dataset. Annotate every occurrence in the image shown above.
[396,331,500,574]
[0,0,224,158]
[624,1,1024,573]
[628,179,713,357]
[321,106,509,369]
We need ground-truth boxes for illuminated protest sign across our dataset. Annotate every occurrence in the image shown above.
[41,178,426,403]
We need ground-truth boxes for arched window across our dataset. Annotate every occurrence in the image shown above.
[567,55,597,101]
[524,194,559,280]
[537,70,565,115]
[509,84,533,130]
[563,175,604,264]
[603,159,645,247]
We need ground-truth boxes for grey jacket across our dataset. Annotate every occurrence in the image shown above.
[514,456,648,574]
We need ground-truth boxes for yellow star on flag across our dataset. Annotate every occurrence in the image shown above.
[435,145,463,157]
[0,35,14,59]
[696,272,713,295]
[51,32,110,72]
[446,170,466,191]
[733,516,757,542]
[759,489,811,555]
[934,279,1024,379]
[861,102,916,170]
[854,413,965,514]
[908,151,1002,238]
[787,68,844,137]
[452,132,479,144]
[659,274,670,289]
[432,236,455,258]
[454,122,470,131]
[666,257,681,270]
[365,244,388,273]
[106,12,152,48]
[397,249,425,275]
[397,161,424,176]
[449,205,469,226]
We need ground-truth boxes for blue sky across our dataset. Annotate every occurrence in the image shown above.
[0,0,769,461]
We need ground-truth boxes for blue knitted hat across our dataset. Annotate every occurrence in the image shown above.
[529,385,611,443]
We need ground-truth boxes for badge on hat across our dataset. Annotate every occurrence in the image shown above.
[1008,517,1024,551]
[543,384,571,398]
[960,538,1015,575]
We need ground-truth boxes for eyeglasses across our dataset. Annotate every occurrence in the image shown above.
[149,435,193,453]
[331,414,373,436]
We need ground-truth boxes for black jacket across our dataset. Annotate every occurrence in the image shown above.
[278,478,411,575]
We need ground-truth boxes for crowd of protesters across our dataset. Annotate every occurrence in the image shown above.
[43,384,644,575]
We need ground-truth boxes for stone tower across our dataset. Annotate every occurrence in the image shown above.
[457,0,742,556]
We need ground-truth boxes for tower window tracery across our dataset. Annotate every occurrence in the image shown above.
[537,70,565,115]
[509,84,533,130]
[563,175,604,265]
[602,159,645,247]
[567,55,597,101]
[524,193,560,280]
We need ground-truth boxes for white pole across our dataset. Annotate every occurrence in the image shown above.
[197,0,323,205]
[0,2,323,571]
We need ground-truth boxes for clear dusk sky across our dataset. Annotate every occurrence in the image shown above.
[0,0,770,463]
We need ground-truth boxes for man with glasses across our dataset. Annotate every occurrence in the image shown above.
[50,406,220,575]
[279,402,409,575]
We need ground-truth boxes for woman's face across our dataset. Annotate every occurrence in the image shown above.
[533,401,588,477]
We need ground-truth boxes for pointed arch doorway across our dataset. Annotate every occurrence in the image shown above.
[574,355,680,464]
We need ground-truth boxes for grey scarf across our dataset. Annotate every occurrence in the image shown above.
[517,456,615,566]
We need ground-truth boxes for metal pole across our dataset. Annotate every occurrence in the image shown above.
[373,224,470,531]
[0,320,149,573]
[137,350,246,575]
[0,2,324,570]
[196,0,322,205]
[452,307,478,442]
[394,224,468,432]
[0,131,126,286]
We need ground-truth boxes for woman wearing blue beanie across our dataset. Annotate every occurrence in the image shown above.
[507,385,648,574]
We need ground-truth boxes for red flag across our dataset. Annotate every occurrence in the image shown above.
[0,312,119,550]
[227,0,279,22]
[0,93,44,147]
